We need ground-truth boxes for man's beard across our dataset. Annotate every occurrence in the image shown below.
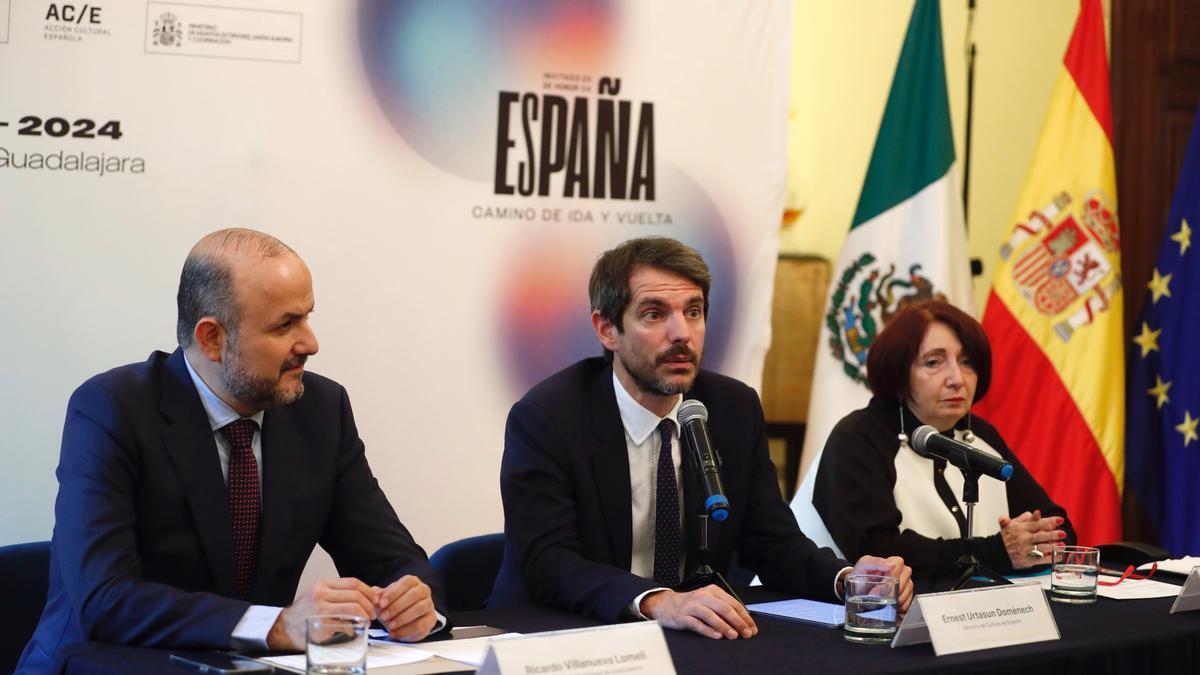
[623,343,701,396]
[220,339,307,412]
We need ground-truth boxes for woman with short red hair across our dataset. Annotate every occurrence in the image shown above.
[813,301,1076,578]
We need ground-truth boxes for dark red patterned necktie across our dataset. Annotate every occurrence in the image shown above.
[220,418,260,599]
[653,419,681,587]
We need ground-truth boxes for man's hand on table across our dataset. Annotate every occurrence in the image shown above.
[639,585,758,640]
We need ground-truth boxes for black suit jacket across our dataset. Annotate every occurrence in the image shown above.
[491,358,847,621]
[19,349,443,672]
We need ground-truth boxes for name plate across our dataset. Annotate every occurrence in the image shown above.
[477,621,675,675]
[1170,566,1200,614]
[892,582,1059,656]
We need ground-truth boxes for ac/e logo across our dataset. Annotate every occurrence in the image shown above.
[46,3,102,24]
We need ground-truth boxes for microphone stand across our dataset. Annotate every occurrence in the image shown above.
[950,466,1011,590]
[673,514,742,604]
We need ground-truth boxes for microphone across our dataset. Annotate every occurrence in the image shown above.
[911,425,1013,482]
[678,399,730,522]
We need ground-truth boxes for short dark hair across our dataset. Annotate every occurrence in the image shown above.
[865,300,992,403]
[176,229,293,347]
[589,237,712,333]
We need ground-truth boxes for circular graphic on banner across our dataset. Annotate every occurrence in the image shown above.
[358,0,615,181]
[497,168,738,394]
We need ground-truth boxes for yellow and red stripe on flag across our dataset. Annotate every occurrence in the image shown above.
[975,0,1122,546]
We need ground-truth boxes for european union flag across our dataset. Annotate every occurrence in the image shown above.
[1126,108,1200,555]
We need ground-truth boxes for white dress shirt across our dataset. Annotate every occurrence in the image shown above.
[613,373,685,581]
[612,373,686,616]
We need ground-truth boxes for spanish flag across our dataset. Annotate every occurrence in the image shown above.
[974,0,1122,545]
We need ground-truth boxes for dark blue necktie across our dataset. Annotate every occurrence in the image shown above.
[653,419,681,586]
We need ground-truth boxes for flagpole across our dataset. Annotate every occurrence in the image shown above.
[964,0,984,279]
[963,0,977,227]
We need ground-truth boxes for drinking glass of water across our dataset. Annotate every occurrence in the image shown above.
[843,573,899,644]
[306,615,368,674]
[1051,546,1100,604]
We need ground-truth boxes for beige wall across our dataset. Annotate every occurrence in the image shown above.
[783,0,1105,312]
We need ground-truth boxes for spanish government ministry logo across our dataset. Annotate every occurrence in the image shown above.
[152,12,181,47]
[826,254,948,385]
[999,190,1121,342]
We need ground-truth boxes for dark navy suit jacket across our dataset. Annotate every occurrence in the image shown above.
[18,349,443,673]
[491,357,847,621]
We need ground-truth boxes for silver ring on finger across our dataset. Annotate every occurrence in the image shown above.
[1027,546,1045,560]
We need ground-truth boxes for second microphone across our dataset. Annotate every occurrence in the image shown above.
[679,399,731,522]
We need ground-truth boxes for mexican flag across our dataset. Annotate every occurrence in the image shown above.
[973,0,1123,546]
[790,0,974,548]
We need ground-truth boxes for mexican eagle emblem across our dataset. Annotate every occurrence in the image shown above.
[825,254,947,385]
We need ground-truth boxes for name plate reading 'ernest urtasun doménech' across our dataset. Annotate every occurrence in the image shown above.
[892,582,1059,656]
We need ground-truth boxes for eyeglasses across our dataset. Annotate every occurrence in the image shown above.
[1097,561,1158,586]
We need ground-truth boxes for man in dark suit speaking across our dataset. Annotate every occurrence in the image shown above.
[492,237,913,639]
[19,229,444,672]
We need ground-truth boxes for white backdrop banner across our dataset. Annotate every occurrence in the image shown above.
[0,0,791,572]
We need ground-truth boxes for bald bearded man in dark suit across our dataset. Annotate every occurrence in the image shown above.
[20,229,445,672]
